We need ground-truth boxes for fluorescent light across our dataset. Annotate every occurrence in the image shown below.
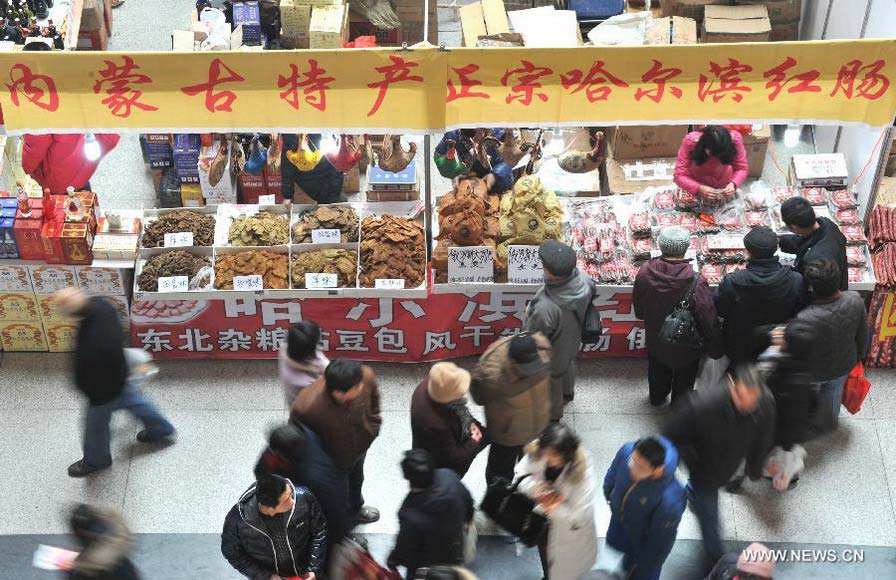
[84,133,101,161]
[783,125,801,148]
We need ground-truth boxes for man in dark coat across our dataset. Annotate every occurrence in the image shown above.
[255,422,351,546]
[388,449,474,579]
[633,227,723,406]
[222,474,327,579]
[663,364,775,568]
[779,196,848,291]
[55,288,175,478]
[715,226,806,363]
[411,362,487,477]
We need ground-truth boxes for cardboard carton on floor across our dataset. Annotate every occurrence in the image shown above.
[0,320,47,351]
[736,0,801,23]
[702,5,771,43]
[662,0,728,26]
[743,125,771,178]
[310,4,348,48]
[0,292,40,322]
[611,126,688,161]
[604,156,677,196]
[645,16,698,45]
[280,0,312,45]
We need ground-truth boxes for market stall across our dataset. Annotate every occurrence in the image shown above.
[0,34,894,360]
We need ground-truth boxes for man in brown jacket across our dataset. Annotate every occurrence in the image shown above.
[470,332,551,485]
[291,358,382,525]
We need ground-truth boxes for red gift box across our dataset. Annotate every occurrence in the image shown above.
[13,198,45,260]
[61,224,94,265]
[41,222,66,264]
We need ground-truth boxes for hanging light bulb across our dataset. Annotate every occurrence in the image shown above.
[783,124,802,148]
[84,132,101,161]
[318,134,339,156]
[546,129,565,157]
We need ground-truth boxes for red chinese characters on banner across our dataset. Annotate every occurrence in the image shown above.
[762,57,822,101]
[561,60,629,103]
[634,60,683,103]
[831,59,890,100]
[446,64,489,103]
[92,56,158,118]
[698,58,753,103]
[5,64,59,112]
[181,58,245,113]
[130,291,647,362]
[501,60,553,106]
[277,59,334,112]
[367,55,424,117]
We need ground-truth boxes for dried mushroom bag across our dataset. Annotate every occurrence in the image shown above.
[228,212,290,246]
[214,250,289,290]
[137,251,209,292]
[291,249,358,288]
[142,210,215,247]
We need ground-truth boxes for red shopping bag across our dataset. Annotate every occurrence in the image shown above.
[842,362,871,415]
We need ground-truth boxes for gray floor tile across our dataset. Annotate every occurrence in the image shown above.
[148,359,285,412]
[91,137,158,211]
[873,419,896,517]
[122,409,281,533]
[0,409,134,534]
[866,369,896,419]
[0,353,80,410]
[108,0,196,51]
[731,418,896,546]
[565,358,666,415]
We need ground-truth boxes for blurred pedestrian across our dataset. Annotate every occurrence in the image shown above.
[279,321,329,407]
[414,566,477,579]
[704,542,775,580]
[524,240,595,420]
[67,504,140,580]
[54,288,175,478]
[779,196,848,291]
[662,365,775,568]
[222,474,327,580]
[411,362,487,477]
[715,226,806,364]
[291,359,382,525]
[255,422,351,545]
[633,226,723,407]
[603,437,686,580]
[388,449,475,579]
[470,332,551,485]
[515,423,597,580]
[795,258,869,428]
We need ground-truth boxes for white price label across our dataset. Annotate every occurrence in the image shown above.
[311,229,341,244]
[233,274,264,291]
[507,245,543,284]
[448,246,495,284]
[164,232,194,247]
[258,194,276,205]
[157,276,188,293]
[375,278,405,289]
[305,272,338,289]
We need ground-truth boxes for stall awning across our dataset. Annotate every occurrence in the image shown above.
[0,40,894,135]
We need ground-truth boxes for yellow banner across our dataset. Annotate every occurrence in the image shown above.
[0,40,895,133]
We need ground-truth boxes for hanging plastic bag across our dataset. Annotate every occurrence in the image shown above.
[326,134,362,173]
[434,139,468,178]
[286,134,323,172]
[244,136,267,175]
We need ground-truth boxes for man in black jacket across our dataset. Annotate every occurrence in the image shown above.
[715,226,806,363]
[662,364,775,568]
[779,197,848,291]
[388,449,474,579]
[55,288,175,478]
[222,474,327,580]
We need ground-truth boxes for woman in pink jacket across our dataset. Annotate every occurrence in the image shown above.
[673,125,749,204]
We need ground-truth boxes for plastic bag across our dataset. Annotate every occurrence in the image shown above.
[763,445,806,491]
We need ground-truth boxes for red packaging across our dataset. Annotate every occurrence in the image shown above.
[829,189,858,210]
[13,198,45,260]
[264,168,283,197]
[801,187,827,206]
[629,211,651,237]
[238,171,266,204]
[745,210,770,228]
[675,188,699,211]
[835,209,861,226]
[701,263,724,285]
[840,225,867,245]
[771,186,797,204]
[846,246,867,266]
[653,190,675,210]
[41,222,66,264]
[848,267,865,283]
[61,224,94,265]
[654,213,678,228]
[677,212,697,232]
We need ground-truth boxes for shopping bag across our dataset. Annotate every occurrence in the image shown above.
[842,362,871,415]
[763,445,806,491]
[480,475,547,547]
[329,537,402,580]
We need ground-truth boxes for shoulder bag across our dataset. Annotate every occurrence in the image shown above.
[480,475,547,547]
[657,274,704,350]
[575,278,604,344]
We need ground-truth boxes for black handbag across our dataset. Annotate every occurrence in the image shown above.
[480,475,548,547]
[576,279,604,344]
[657,274,704,351]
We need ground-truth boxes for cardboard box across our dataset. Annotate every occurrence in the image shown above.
[29,265,78,294]
[735,0,801,23]
[770,20,799,41]
[702,5,771,43]
[0,321,47,351]
[172,30,201,51]
[662,0,729,25]
[13,199,45,261]
[0,292,40,322]
[233,1,263,45]
[343,165,360,194]
[790,153,849,188]
[44,321,78,352]
[37,294,79,324]
[173,134,201,184]
[81,0,106,32]
[144,134,173,168]
[605,156,676,195]
[309,4,348,48]
[41,222,65,265]
[61,224,94,265]
[77,267,128,295]
[280,0,312,38]
[743,125,771,178]
[0,265,32,293]
[0,217,16,259]
[611,126,688,160]
[645,16,698,45]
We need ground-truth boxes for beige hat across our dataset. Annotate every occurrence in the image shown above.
[427,362,471,404]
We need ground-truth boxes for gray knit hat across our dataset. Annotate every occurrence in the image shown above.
[658,226,691,258]
[539,240,577,277]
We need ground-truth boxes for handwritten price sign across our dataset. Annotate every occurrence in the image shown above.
[258,194,276,205]
[375,278,405,289]
[157,276,188,292]
[233,274,264,291]
[508,245,543,284]
[449,246,494,283]
[305,273,338,289]
[164,232,194,247]
[311,229,342,244]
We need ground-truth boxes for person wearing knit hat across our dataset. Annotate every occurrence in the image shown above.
[704,542,775,579]
[525,240,595,420]
[716,225,805,364]
[411,363,488,477]
[634,228,723,406]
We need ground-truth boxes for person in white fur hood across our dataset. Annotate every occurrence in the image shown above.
[279,321,329,407]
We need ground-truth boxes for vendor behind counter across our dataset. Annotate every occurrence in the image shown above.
[673,125,749,206]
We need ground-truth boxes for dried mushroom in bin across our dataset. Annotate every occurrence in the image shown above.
[359,215,425,288]
[137,251,209,292]
[292,206,359,243]
[228,212,290,246]
[214,250,289,290]
[142,210,215,247]
[291,249,358,288]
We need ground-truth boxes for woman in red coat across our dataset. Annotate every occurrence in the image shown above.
[22,133,120,194]
[673,125,748,205]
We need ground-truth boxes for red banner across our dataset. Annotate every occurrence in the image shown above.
[130,290,646,361]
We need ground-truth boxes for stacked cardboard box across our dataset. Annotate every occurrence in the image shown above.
[662,0,729,28]
[280,0,315,48]
[702,5,770,43]
[79,0,109,51]
[743,125,771,178]
[736,0,801,41]
[393,0,438,45]
[310,2,349,48]
[0,264,45,351]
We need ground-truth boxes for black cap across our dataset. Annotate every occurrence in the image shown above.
[508,333,545,377]
[539,240,577,278]
[744,226,778,259]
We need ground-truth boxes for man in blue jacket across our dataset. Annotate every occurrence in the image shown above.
[603,436,686,580]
